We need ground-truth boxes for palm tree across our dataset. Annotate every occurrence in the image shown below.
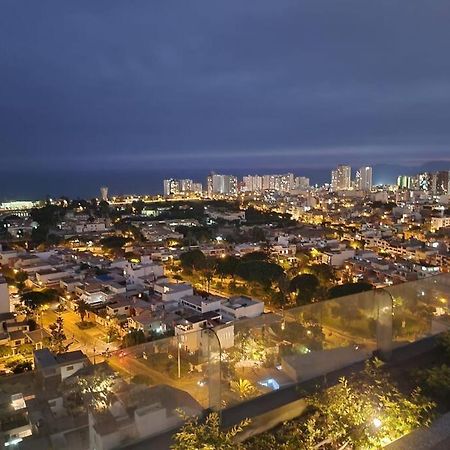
[230,378,256,399]
[76,300,89,323]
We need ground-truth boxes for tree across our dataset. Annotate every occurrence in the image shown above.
[236,261,284,287]
[289,274,320,305]
[172,412,250,450]
[22,289,57,310]
[276,274,291,309]
[241,251,268,262]
[328,281,373,299]
[416,364,450,405]
[180,249,207,271]
[49,316,68,354]
[0,345,12,358]
[122,330,146,347]
[12,361,33,374]
[202,257,217,293]
[100,236,128,250]
[78,372,116,411]
[216,256,240,279]
[15,270,28,291]
[75,300,89,323]
[230,378,257,399]
[308,263,335,286]
[247,359,435,449]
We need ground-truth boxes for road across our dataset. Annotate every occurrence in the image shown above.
[108,353,210,407]
[41,306,118,361]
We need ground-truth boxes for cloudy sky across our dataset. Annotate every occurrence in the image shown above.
[1,0,450,173]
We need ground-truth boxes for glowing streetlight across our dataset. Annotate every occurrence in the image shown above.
[373,418,382,428]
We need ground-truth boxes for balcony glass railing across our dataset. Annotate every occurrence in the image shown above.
[0,274,449,449]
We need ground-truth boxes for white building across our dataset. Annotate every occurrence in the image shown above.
[331,165,351,191]
[220,296,264,320]
[357,166,373,191]
[123,259,164,285]
[321,249,356,267]
[180,295,222,314]
[153,282,193,302]
[0,277,10,314]
[175,314,234,353]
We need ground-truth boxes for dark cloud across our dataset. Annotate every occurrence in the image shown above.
[1,0,450,171]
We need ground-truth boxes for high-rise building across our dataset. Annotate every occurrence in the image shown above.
[243,175,263,192]
[209,174,238,195]
[163,179,180,196]
[417,172,432,191]
[0,277,10,314]
[331,165,351,191]
[164,178,201,196]
[434,171,450,195]
[100,186,108,202]
[295,176,310,190]
[357,166,373,191]
[258,173,294,192]
[397,175,413,189]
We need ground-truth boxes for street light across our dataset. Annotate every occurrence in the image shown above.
[373,418,382,428]
[177,339,182,379]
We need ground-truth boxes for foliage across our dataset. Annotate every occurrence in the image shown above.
[247,359,435,449]
[240,251,268,262]
[22,289,58,309]
[216,256,240,278]
[438,330,450,359]
[328,282,373,299]
[100,235,128,249]
[290,274,320,305]
[78,373,116,411]
[307,263,335,286]
[235,261,284,287]
[122,329,146,347]
[416,364,450,404]
[230,379,257,399]
[180,249,207,271]
[75,299,89,323]
[275,274,292,309]
[0,345,12,358]
[49,316,68,354]
[11,361,33,374]
[172,411,250,450]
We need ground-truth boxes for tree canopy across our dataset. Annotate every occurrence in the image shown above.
[328,281,373,299]
[235,260,284,287]
[290,273,320,305]
[180,249,207,271]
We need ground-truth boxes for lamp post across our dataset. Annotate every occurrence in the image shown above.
[177,339,181,379]
[206,327,222,420]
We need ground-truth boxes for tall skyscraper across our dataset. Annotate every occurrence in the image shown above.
[209,174,238,195]
[0,277,10,314]
[163,179,179,196]
[397,175,413,189]
[331,165,351,190]
[434,170,450,195]
[295,176,310,190]
[100,186,108,202]
[164,178,201,196]
[357,166,373,191]
[417,172,432,191]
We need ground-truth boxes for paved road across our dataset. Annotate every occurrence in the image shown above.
[41,307,117,360]
[108,354,210,407]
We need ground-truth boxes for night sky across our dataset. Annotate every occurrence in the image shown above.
[1,1,450,197]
